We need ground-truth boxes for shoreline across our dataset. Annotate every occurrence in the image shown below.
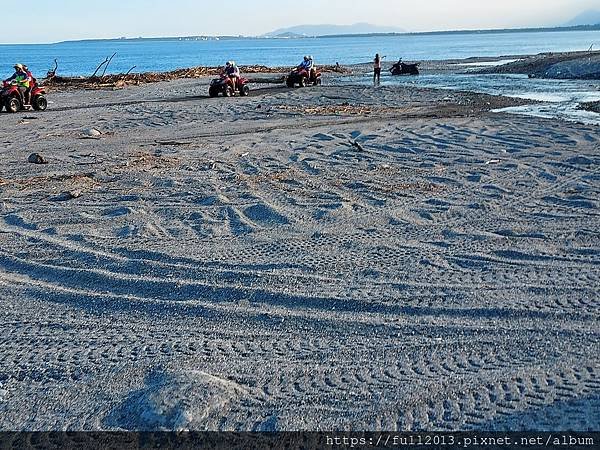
[35,51,600,126]
[38,51,600,92]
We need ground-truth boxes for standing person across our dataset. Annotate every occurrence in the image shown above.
[374,54,383,85]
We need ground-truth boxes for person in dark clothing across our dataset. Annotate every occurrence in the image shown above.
[374,54,383,85]
[224,61,240,91]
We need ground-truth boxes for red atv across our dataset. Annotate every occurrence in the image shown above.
[209,74,250,97]
[1,78,48,113]
[286,68,322,88]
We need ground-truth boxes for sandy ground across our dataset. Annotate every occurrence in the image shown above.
[0,77,599,431]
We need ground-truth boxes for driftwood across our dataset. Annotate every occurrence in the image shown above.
[43,64,351,90]
[247,76,286,84]
[101,53,117,77]
[91,57,109,78]
[91,53,117,78]
[46,59,58,80]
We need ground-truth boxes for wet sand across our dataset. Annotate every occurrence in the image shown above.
[0,77,599,431]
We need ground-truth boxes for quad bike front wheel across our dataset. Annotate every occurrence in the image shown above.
[315,78,322,86]
[224,86,234,97]
[32,95,48,111]
[240,85,250,97]
[286,78,294,88]
[209,86,219,98]
[6,96,21,113]
[299,76,307,88]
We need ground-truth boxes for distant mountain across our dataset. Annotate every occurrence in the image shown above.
[264,23,404,38]
[563,10,600,27]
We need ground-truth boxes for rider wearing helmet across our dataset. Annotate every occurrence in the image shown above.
[299,56,316,82]
[299,56,312,71]
[224,61,240,92]
[4,63,32,105]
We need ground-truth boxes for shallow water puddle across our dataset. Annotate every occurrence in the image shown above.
[341,72,600,125]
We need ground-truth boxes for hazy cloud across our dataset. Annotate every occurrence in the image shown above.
[1,0,598,43]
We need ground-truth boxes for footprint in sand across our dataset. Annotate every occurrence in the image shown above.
[102,207,133,217]
[221,206,254,235]
[4,214,39,231]
[243,204,290,226]
[312,133,336,141]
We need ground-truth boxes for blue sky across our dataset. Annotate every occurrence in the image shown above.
[2,0,598,43]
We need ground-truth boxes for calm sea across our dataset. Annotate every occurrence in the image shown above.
[0,30,599,77]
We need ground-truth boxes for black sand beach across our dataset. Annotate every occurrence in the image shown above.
[0,72,599,431]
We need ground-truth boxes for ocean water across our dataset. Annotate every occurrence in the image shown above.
[0,29,599,77]
[344,71,600,125]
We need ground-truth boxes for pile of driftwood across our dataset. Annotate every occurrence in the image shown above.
[46,67,220,90]
[43,55,350,90]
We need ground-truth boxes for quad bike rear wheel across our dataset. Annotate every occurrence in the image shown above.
[240,85,250,97]
[209,86,219,98]
[286,78,294,88]
[315,78,322,86]
[6,96,21,113]
[32,95,47,111]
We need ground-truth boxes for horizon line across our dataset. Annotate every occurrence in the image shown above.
[1,22,599,46]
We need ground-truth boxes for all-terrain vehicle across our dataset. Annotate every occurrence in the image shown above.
[209,75,250,97]
[390,59,420,76]
[286,68,322,88]
[1,78,48,113]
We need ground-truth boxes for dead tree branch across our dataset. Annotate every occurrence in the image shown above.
[47,59,58,79]
[91,58,109,78]
[101,53,117,78]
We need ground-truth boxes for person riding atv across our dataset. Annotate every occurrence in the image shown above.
[287,56,321,88]
[301,56,317,80]
[209,61,249,97]
[1,63,47,113]
[390,58,420,76]
[3,64,32,105]
[224,61,240,91]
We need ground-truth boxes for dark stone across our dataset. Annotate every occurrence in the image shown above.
[28,153,48,164]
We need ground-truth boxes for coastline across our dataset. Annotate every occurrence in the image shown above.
[4,29,598,78]
[36,51,600,93]
[13,22,599,45]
